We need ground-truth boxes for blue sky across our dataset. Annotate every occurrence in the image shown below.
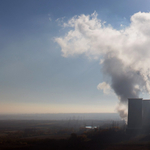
[1,0,150,114]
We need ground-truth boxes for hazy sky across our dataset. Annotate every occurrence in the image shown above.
[1,0,150,114]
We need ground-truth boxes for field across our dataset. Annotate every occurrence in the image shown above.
[0,120,149,149]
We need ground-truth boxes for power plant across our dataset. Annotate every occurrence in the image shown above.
[127,98,150,133]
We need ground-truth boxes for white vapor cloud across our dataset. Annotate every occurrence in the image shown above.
[55,11,150,119]
[97,82,111,94]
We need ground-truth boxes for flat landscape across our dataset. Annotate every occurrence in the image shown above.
[0,119,149,150]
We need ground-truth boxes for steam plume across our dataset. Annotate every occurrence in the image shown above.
[55,11,150,119]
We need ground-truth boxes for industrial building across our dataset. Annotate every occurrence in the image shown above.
[127,98,150,133]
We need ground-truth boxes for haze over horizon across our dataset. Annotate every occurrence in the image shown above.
[1,0,150,117]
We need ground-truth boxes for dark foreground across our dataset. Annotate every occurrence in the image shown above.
[0,120,150,150]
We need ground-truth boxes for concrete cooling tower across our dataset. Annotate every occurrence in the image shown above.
[127,98,150,133]
[142,100,150,129]
[127,98,142,132]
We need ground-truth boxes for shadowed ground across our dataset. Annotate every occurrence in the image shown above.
[0,120,149,150]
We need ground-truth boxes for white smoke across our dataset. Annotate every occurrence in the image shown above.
[97,82,111,94]
[55,11,150,119]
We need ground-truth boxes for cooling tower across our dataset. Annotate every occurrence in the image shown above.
[142,100,150,130]
[127,98,142,131]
